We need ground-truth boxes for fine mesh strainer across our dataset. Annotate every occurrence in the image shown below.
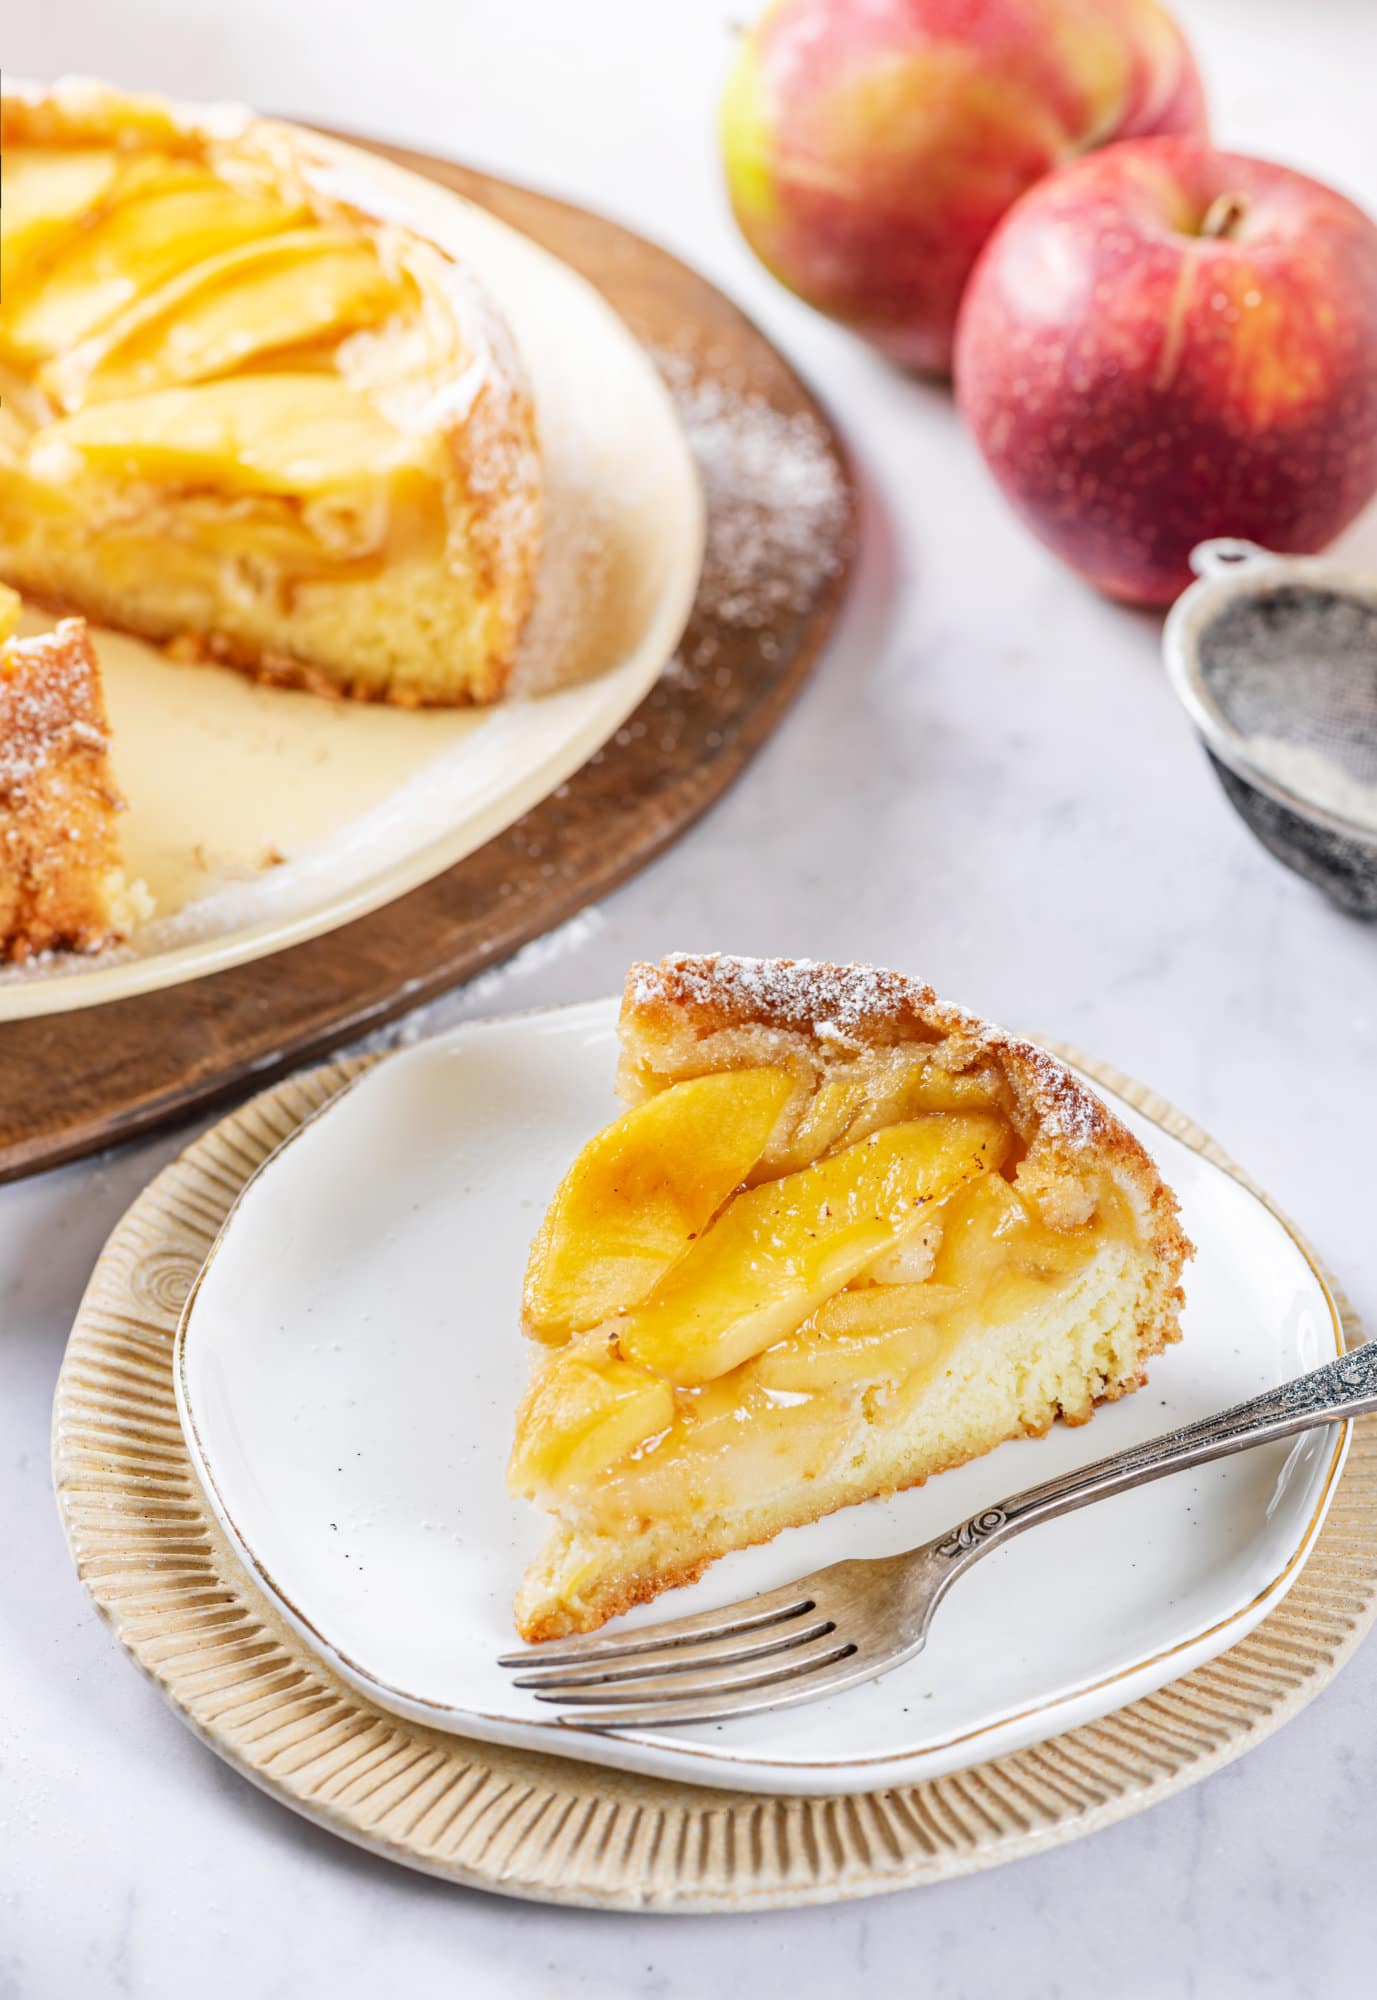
[1164,540,1377,917]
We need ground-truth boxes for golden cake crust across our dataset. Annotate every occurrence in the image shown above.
[0,614,143,959]
[0,79,542,707]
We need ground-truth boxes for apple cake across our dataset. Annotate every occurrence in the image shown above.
[0,79,541,706]
[0,587,150,960]
[509,954,1192,1641]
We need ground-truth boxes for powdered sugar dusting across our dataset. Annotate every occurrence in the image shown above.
[631,953,1109,1154]
[633,952,910,1035]
[654,354,851,680]
[1242,734,1377,831]
[0,622,108,788]
[987,1028,1104,1149]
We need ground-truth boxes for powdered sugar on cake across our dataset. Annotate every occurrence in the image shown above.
[631,953,906,1034]
[0,623,109,787]
[629,953,1108,1154]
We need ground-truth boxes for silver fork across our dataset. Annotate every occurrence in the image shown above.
[499,1340,1377,1731]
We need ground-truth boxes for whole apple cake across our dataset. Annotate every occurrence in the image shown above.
[509,955,1192,1640]
[0,80,542,707]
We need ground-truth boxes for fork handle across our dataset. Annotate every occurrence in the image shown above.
[930,1339,1377,1572]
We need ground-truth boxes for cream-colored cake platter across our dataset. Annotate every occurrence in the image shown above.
[1,113,704,1018]
[53,1040,1377,1909]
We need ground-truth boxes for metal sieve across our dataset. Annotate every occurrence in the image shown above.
[1164,540,1377,918]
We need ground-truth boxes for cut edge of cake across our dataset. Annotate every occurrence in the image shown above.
[0,594,152,962]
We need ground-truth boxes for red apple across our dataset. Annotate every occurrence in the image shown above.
[720,0,1207,373]
[955,139,1377,603]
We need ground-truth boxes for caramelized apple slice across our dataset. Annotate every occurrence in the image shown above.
[931,1172,1091,1319]
[931,1171,1028,1271]
[508,1349,674,1497]
[1,163,303,363]
[0,147,121,296]
[862,1212,944,1285]
[772,1073,871,1169]
[771,1059,1010,1172]
[633,1372,843,1516]
[523,1067,794,1344]
[617,1114,1010,1387]
[36,374,427,496]
[895,1063,1010,1117]
[752,1282,960,1396]
[40,230,405,411]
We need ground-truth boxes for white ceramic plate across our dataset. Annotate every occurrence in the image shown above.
[175,1001,1347,1797]
[1,133,703,1019]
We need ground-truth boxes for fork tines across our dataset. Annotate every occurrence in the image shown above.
[497,1569,872,1729]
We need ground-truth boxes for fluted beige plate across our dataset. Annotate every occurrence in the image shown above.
[54,1051,1376,1910]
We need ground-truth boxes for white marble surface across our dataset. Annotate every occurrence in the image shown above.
[4,1,1377,1992]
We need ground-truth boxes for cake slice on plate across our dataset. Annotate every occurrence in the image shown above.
[0,587,150,960]
[508,954,1192,1641]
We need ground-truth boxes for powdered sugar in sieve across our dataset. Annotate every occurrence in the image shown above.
[1200,586,1377,832]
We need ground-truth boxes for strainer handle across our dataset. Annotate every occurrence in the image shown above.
[1189,539,1277,579]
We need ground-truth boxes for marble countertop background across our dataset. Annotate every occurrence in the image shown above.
[4,2,1376,1993]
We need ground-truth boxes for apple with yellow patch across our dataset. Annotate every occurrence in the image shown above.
[720,0,1207,373]
[955,139,1377,603]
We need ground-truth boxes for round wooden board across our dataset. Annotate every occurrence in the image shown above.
[0,131,857,1183]
[53,1045,1377,1913]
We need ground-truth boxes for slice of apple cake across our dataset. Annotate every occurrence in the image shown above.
[0,587,150,960]
[508,954,1192,1641]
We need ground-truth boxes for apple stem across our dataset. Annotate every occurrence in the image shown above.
[1200,193,1248,241]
